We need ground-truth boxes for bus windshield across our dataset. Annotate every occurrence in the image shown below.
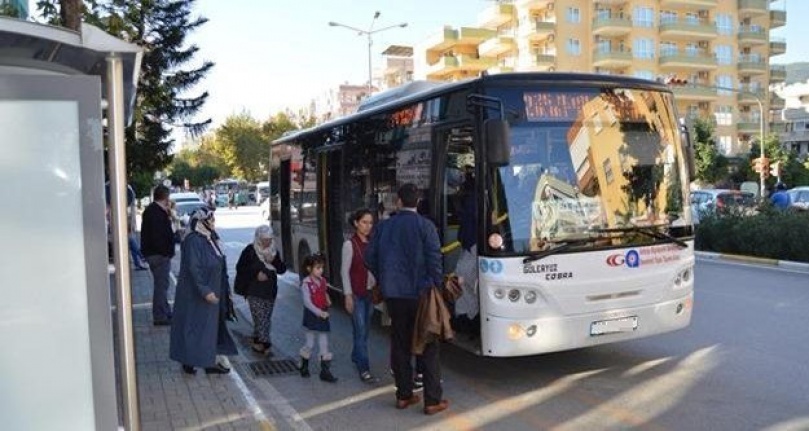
[487,86,688,254]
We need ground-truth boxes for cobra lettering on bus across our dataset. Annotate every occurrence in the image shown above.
[523,262,574,280]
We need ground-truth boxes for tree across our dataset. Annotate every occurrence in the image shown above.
[37,0,213,190]
[691,118,728,185]
[213,113,266,182]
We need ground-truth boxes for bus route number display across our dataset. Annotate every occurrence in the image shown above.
[523,92,591,122]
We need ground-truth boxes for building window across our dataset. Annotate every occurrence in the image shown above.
[634,70,655,81]
[566,7,581,23]
[718,136,733,156]
[715,105,733,126]
[714,45,732,65]
[633,7,655,28]
[660,41,677,57]
[604,159,614,184]
[567,38,581,55]
[715,75,733,95]
[633,38,655,59]
[660,10,677,25]
[716,14,733,35]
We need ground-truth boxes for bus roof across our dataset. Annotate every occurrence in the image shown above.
[273,72,670,145]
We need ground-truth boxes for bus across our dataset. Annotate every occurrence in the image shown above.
[271,73,696,357]
[213,179,249,207]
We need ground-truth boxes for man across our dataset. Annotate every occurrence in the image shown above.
[770,182,791,210]
[365,183,449,415]
[141,185,176,326]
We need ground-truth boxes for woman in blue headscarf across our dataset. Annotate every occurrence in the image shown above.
[169,207,237,375]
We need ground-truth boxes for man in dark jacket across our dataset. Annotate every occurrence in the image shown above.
[365,183,448,415]
[141,185,175,325]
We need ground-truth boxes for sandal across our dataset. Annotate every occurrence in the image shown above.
[360,371,379,383]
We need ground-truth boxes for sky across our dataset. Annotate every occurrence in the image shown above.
[27,0,809,131]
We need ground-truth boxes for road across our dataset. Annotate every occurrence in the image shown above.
[211,207,809,431]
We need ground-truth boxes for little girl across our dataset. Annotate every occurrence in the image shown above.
[298,253,337,383]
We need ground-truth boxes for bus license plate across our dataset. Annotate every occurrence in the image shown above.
[590,316,638,336]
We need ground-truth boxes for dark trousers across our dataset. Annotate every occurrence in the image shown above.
[146,254,172,321]
[387,297,442,406]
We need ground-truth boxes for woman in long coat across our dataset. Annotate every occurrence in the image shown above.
[170,207,237,374]
[234,225,286,355]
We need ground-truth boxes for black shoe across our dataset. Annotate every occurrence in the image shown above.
[205,365,230,375]
[181,365,196,375]
[153,319,171,326]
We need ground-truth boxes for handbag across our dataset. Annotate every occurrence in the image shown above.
[370,285,384,305]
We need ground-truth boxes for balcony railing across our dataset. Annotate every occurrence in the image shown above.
[593,16,632,36]
[770,9,786,28]
[659,51,717,68]
[770,65,786,82]
[478,3,515,28]
[770,38,786,55]
[738,0,768,16]
[524,19,555,40]
[737,119,762,133]
[737,90,765,104]
[737,26,767,45]
[659,0,717,7]
[738,57,766,74]
[659,19,717,38]
[593,49,632,67]
[671,86,718,100]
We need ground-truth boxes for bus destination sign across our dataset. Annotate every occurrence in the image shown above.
[523,92,590,122]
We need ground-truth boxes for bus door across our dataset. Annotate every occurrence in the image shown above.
[319,148,346,290]
[278,159,293,265]
[436,123,480,340]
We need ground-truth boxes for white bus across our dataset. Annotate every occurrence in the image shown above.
[271,73,696,357]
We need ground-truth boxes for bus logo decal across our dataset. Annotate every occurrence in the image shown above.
[607,250,640,268]
[480,259,503,274]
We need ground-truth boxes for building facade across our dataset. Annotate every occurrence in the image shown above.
[414,0,787,157]
[774,81,809,160]
[309,83,373,123]
[376,45,414,91]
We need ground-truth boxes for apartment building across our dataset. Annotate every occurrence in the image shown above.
[414,0,787,157]
[308,83,372,123]
[774,81,809,160]
[376,45,415,91]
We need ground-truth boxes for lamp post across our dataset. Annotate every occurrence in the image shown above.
[328,12,407,95]
[665,77,767,197]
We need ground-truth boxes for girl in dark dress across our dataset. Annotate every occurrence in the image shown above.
[297,254,337,382]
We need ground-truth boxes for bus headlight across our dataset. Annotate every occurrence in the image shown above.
[524,290,537,304]
[507,324,524,340]
[508,289,521,302]
[488,233,504,249]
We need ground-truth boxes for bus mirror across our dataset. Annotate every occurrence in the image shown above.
[485,119,510,167]
[680,123,696,180]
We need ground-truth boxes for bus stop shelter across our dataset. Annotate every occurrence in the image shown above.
[0,17,142,430]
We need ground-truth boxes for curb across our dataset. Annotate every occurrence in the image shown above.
[695,251,809,272]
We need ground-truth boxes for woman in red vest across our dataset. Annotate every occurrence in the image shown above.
[341,208,379,383]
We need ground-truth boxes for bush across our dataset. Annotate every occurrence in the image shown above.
[695,207,809,263]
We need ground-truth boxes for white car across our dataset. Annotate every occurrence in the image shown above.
[170,192,203,203]
[786,186,809,211]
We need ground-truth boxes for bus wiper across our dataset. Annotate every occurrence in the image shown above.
[523,237,598,263]
[594,224,688,248]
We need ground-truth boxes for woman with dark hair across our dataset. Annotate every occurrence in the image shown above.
[235,225,287,355]
[341,208,379,383]
[169,207,237,375]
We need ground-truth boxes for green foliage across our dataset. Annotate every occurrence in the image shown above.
[695,208,809,263]
[213,113,266,182]
[692,118,728,184]
[0,2,22,18]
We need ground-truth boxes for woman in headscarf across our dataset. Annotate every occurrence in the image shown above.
[234,225,287,355]
[169,207,237,375]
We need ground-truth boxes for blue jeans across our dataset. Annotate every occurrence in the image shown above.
[145,255,172,321]
[351,295,374,373]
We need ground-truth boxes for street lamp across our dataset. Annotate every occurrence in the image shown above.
[665,77,768,197]
[328,12,407,95]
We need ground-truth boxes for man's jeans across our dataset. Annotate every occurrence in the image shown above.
[351,295,374,373]
[145,255,172,322]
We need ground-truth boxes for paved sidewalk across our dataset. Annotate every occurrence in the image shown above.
[130,268,272,431]
[695,251,809,273]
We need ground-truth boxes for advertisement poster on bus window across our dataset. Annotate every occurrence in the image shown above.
[396,142,431,188]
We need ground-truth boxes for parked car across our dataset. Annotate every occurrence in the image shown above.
[786,186,809,211]
[690,189,757,224]
[169,192,203,203]
[174,201,209,240]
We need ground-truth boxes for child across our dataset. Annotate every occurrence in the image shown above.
[298,253,337,383]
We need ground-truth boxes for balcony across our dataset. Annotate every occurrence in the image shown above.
[659,0,717,6]
[457,27,497,44]
[593,0,627,4]
[737,118,762,134]
[770,9,786,28]
[592,16,632,37]
[738,0,767,17]
[487,66,515,75]
[517,0,554,10]
[737,26,767,46]
[770,65,786,82]
[770,121,787,133]
[671,86,718,101]
[424,27,458,53]
[479,36,517,57]
[659,19,718,40]
[659,51,717,70]
[425,54,497,80]
[737,89,765,105]
[770,38,786,56]
[523,19,556,42]
[593,49,632,69]
[524,53,556,71]
[478,3,515,29]
[738,57,766,75]
[770,93,785,109]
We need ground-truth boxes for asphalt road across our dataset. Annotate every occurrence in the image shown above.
[210,207,809,431]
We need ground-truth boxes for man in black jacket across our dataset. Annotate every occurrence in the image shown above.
[141,185,175,326]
